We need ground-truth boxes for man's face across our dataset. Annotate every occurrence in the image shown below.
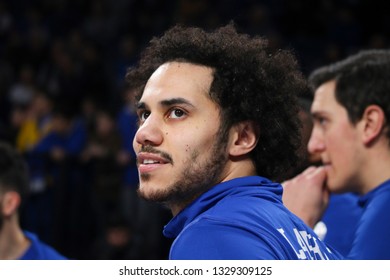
[133,62,229,210]
[308,80,363,193]
[0,195,3,231]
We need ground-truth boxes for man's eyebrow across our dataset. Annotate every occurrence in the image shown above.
[136,102,146,110]
[137,98,195,110]
[160,97,195,108]
[311,111,327,119]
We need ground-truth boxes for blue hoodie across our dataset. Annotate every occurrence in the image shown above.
[19,231,67,260]
[163,176,342,260]
[348,179,390,260]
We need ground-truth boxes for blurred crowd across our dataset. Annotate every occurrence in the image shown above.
[0,0,389,260]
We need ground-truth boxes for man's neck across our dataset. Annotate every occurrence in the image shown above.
[169,158,257,216]
[0,222,30,260]
[360,142,390,194]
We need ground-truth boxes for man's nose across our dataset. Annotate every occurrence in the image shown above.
[307,129,325,155]
[134,115,163,146]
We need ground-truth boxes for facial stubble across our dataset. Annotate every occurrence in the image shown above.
[137,126,229,210]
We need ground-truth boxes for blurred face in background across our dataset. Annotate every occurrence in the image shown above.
[31,92,52,118]
[0,191,4,231]
[95,112,115,137]
[51,115,70,135]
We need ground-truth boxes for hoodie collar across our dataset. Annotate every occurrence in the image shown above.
[163,176,282,238]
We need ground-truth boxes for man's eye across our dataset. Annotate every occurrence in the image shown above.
[168,109,185,119]
[316,117,328,127]
[140,111,150,121]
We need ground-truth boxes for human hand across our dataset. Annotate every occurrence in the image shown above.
[282,166,329,228]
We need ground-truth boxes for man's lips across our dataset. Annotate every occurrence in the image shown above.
[137,152,171,164]
[137,152,171,173]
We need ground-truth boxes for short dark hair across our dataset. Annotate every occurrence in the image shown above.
[126,24,307,181]
[0,142,29,204]
[309,49,390,140]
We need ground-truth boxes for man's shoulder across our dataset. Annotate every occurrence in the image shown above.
[20,231,67,260]
[170,215,283,259]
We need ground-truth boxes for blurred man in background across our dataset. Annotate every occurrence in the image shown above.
[283,49,390,259]
[0,141,67,259]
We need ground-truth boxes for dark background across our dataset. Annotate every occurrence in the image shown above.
[0,0,389,260]
[1,0,389,119]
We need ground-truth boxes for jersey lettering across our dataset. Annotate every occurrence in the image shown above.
[278,227,329,260]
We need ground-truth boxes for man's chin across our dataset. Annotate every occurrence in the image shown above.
[137,186,168,202]
[326,181,346,194]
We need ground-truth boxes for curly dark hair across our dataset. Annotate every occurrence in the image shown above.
[126,24,307,181]
[309,49,390,142]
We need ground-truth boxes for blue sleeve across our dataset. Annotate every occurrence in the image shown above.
[347,193,390,259]
[169,218,284,260]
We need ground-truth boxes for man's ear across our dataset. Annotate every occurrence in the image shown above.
[1,191,21,217]
[228,121,259,157]
[360,105,386,145]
